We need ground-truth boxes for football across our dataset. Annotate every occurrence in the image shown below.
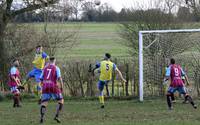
[94,0,101,6]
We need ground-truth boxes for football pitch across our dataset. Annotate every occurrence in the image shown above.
[0,99,200,125]
[32,22,130,60]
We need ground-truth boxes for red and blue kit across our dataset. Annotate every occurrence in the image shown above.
[40,64,62,102]
[8,66,20,95]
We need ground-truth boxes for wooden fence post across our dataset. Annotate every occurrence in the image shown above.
[125,63,129,96]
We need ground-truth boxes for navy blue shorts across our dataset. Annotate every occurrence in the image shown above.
[41,93,63,102]
[167,86,186,95]
[98,80,109,91]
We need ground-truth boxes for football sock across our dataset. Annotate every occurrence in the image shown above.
[171,94,175,101]
[185,95,195,106]
[13,96,17,107]
[40,105,46,119]
[55,103,63,118]
[99,96,104,105]
[167,94,172,108]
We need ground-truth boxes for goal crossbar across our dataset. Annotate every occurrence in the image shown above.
[138,29,200,102]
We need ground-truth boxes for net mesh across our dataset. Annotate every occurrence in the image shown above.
[142,32,200,97]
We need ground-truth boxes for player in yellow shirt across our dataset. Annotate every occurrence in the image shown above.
[26,45,49,103]
[93,53,126,108]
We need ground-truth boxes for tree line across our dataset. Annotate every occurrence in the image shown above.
[11,0,200,23]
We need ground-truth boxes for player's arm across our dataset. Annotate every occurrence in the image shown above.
[42,52,49,64]
[184,75,190,86]
[58,77,64,92]
[163,66,170,85]
[56,67,64,92]
[92,62,100,76]
[181,68,190,86]
[11,75,21,86]
[115,67,126,83]
[40,71,44,82]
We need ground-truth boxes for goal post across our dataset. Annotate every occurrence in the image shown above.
[138,29,200,102]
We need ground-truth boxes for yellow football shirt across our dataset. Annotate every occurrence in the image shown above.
[32,52,48,69]
[99,60,116,81]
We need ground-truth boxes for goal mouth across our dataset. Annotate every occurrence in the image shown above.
[138,29,200,101]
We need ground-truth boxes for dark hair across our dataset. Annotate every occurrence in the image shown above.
[50,57,55,61]
[12,58,18,63]
[105,53,111,59]
[170,58,175,64]
[36,45,42,49]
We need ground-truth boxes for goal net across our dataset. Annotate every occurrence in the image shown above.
[139,29,200,101]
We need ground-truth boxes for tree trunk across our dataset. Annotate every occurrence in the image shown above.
[0,13,9,86]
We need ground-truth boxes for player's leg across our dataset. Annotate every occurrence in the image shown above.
[179,87,197,109]
[54,93,64,123]
[182,86,188,104]
[11,87,21,107]
[34,70,43,104]
[171,93,176,103]
[26,69,35,94]
[105,83,110,97]
[166,87,176,110]
[40,94,50,123]
[98,81,105,108]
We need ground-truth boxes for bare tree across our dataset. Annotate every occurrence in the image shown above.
[164,0,177,14]
[0,0,60,83]
[185,0,200,21]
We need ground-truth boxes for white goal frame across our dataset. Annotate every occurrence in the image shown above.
[138,29,200,101]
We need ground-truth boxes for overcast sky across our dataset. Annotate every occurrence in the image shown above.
[100,0,155,12]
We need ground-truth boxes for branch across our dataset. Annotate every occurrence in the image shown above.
[11,0,59,16]
[6,0,13,11]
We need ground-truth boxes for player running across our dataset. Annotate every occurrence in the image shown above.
[93,53,126,108]
[164,58,197,110]
[39,57,64,123]
[26,45,49,103]
[8,59,22,107]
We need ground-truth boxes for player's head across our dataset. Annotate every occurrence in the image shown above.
[36,45,43,54]
[104,53,111,60]
[49,57,56,64]
[12,58,19,67]
[170,58,175,64]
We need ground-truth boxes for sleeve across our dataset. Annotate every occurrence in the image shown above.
[10,67,17,75]
[56,67,61,79]
[113,63,117,70]
[165,66,171,77]
[42,52,48,59]
[40,71,44,80]
[181,68,186,76]
[95,62,101,68]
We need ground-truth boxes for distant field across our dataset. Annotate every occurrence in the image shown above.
[32,23,130,60]
[0,99,200,125]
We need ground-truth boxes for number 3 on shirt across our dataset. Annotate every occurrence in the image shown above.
[106,64,109,71]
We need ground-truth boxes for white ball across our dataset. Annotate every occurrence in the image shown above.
[94,0,101,6]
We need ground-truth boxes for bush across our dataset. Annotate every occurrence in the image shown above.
[0,93,5,102]
[4,93,13,100]
[21,93,37,99]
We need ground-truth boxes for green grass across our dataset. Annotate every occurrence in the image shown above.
[0,99,200,125]
[32,22,130,60]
